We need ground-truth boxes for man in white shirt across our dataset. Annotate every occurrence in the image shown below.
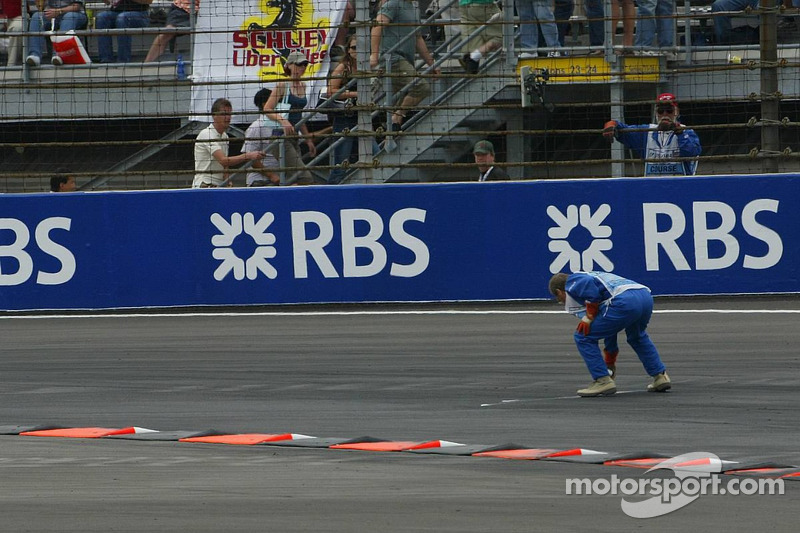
[242,88,281,187]
[193,98,265,188]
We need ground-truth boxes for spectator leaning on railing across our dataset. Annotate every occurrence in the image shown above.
[25,0,88,66]
[602,93,701,177]
[95,0,153,63]
[242,88,281,187]
[262,51,317,185]
[193,98,265,188]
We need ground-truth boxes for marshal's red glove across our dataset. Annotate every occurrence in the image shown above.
[602,120,617,140]
[576,302,599,336]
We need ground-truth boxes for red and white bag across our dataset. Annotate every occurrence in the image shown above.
[50,30,91,65]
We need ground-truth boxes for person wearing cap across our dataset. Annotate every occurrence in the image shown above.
[242,88,281,186]
[549,271,671,397]
[193,98,265,188]
[371,0,440,131]
[262,50,317,185]
[473,140,509,181]
[602,93,701,177]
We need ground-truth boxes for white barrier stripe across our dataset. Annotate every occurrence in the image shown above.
[3,309,800,319]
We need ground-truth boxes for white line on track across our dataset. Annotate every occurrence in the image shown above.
[2,309,800,319]
[480,389,659,407]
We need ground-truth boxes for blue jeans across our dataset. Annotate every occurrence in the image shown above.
[711,0,758,44]
[516,0,560,49]
[27,11,89,59]
[635,0,675,48]
[328,116,380,185]
[583,0,605,46]
[96,10,150,62]
[573,289,666,380]
[553,0,574,46]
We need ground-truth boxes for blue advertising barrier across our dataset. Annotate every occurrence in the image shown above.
[1,174,798,311]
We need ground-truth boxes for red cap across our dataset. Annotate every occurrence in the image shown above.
[657,93,677,104]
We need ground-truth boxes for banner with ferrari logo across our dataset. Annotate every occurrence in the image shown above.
[190,0,347,122]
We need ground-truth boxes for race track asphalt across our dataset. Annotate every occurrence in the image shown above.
[1,296,798,532]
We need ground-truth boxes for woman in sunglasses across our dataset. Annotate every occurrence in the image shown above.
[601,93,701,177]
[325,34,380,185]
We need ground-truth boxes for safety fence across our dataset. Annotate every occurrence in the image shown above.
[0,0,799,191]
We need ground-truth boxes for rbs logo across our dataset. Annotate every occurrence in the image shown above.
[0,217,76,286]
[643,200,782,271]
[211,208,430,281]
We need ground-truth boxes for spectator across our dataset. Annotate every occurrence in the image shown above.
[458,0,502,74]
[425,0,460,51]
[370,0,440,131]
[778,0,798,32]
[634,0,675,55]
[333,0,355,47]
[144,0,198,62]
[613,0,636,50]
[473,140,509,181]
[25,0,88,66]
[549,271,671,397]
[584,0,635,54]
[242,88,281,187]
[554,0,574,47]
[602,93,701,177]
[583,0,605,53]
[96,0,153,63]
[50,168,77,191]
[262,51,317,185]
[193,97,264,188]
[1,0,24,65]
[326,34,380,185]
[711,0,758,44]
[516,0,561,58]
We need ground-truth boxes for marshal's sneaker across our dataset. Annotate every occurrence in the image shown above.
[51,54,64,66]
[26,54,41,67]
[647,372,671,392]
[577,376,617,397]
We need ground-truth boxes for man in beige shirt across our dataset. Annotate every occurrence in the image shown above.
[193,98,265,188]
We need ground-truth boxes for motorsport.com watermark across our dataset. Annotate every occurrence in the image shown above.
[565,452,785,518]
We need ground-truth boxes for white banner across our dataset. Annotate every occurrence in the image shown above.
[190,0,347,123]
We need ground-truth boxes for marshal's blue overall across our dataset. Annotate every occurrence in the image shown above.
[563,271,666,380]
